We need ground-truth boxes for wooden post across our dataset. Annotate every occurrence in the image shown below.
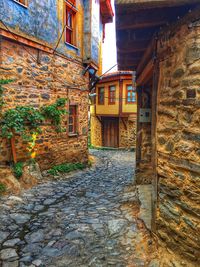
[136,86,142,170]
[151,43,160,232]
[10,135,17,163]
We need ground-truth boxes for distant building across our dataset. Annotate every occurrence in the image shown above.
[0,0,113,170]
[90,71,137,149]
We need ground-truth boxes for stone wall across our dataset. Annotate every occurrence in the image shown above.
[156,22,200,263]
[90,115,102,147]
[0,37,89,170]
[90,115,137,149]
[119,117,137,149]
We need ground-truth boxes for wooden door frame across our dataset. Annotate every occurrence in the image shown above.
[102,117,119,148]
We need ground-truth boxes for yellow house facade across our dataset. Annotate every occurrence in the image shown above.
[90,71,137,148]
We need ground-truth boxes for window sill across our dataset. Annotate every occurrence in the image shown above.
[68,133,78,137]
[13,0,28,8]
[65,42,79,51]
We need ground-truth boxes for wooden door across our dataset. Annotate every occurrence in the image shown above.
[102,117,119,148]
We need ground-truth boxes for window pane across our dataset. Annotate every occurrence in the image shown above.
[69,107,74,115]
[110,86,115,91]
[69,117,73,124]
[99,88,104,94]
[69,125,73,133]
[99,87,104,104]
[66,29,72,43]
[132,92,136,101]
[67,11,72,27]
[69,105,77,134]
[127,85,132,91]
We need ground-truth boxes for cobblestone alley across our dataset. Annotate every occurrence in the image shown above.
[0,150,158,267]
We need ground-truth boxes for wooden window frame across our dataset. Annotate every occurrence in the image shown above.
[108,85,116,105]
[98,87,104,105]
[65,1,77,47]
[68,105,77,135]
[126,84,136,104]
[13,0,28,7]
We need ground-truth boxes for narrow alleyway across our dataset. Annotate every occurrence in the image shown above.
[0,150,158,267]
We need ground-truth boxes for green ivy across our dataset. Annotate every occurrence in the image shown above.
[48,162,86,176]
[0,183,7,194]
[41,98,67,132]
[1,106,44,140]
[13,162,24,179]
[1,98,67,140]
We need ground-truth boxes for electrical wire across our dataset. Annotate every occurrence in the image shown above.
[0,19,119,90]
[1,7,119,91]
[0,19,38,63]
[52,0,76,54]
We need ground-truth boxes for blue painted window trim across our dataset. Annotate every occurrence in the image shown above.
[65,42,79,54]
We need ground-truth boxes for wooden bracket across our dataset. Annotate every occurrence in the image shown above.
[37,49,42,64]
[121,117,127,130]
[10,136,17,163]
[96,116,102,124]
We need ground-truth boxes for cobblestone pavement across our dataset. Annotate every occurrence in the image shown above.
[0,150,158,267]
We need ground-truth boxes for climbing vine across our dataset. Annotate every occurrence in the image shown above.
[0,79,68,180]
[1,106,44,140]
[41,98,67,132]
[1,98,67,141]
[0,91,67,166]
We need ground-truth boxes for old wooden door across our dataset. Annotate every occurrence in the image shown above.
[102,117,119,148]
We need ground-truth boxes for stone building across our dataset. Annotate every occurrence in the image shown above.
[115,0,200,264]
[90,71,137,149]
[0,0,113,170]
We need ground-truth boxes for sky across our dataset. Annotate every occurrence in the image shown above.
[102,0,117,74]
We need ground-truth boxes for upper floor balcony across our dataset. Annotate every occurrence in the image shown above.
[90,71,137,117]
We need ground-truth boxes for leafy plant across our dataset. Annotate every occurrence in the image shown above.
[0,97,68,161]
[13,162,24,179]
[48,162,86,176]
[1,106,44,140]
[42,98,67,132]
[0,183,7,194]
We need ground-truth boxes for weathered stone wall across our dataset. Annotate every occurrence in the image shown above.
[90,115,136,149]
[90,115,102,147]
[119,116,137,149]
[0,37,89,170]
[156,22,200,263]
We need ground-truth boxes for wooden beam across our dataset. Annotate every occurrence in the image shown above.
[11,136,17,164]
[121,118,127,130]
[116,7,172,30]
[0,27,53,54]
[137,59,154,85]
[117,41,148,53]
[118,19,167,30]
[96,116,102,124]
[136,39,155,75]
[118,66,137,70]
[115,0,200,10]
[119,80,123,116]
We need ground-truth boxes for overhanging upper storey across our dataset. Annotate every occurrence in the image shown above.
[115,0,200,76]
[100,0,114,23]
